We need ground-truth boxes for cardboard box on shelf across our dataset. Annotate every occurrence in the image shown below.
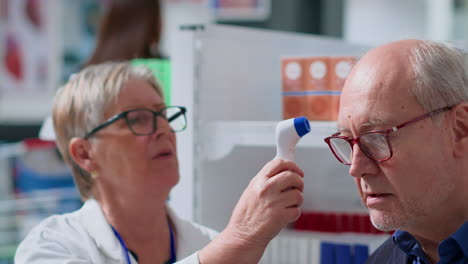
[281,56,357,121]
[281,57,306,119]
[303,56,331,121]
[329,56,357,120]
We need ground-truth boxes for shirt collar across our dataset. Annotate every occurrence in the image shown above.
[439,221,468,259]
[78,199,122,261]
[80,199,181,262]
[394,222,468,263]
[393,229,430,263]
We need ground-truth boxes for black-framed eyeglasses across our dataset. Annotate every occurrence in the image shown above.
[324,106,453,165]
[84,106,187,139]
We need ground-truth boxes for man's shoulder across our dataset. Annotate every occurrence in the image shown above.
[366,236,408,264]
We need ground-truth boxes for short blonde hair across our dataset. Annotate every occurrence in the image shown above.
[52,62,162,199]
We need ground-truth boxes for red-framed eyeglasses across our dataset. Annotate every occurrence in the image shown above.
[324,106,454,165]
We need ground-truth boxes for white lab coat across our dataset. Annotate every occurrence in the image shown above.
[15,199,219,264]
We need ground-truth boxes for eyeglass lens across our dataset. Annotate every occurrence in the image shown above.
[330,132,390,164]
[127,107,186,135]
[329,137,353,164]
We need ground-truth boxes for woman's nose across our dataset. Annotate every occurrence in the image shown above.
[153,115,173,137]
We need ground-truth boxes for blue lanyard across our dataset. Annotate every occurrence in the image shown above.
[111,223,176,264]
[168,222,176,263]
[111,226,132,264]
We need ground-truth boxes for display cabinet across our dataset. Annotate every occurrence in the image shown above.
[169,24,387,263]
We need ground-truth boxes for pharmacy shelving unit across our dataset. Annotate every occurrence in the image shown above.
[0,140,82,263]
[169,24,388,263]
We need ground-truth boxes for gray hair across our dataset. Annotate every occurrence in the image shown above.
[52,62,162,199]
[409,41,468,112]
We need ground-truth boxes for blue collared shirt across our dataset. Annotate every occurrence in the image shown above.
[393,221,468,264]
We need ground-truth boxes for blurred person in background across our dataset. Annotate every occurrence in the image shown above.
[39,0,165,140]
[16,62,305,264]
[85,0,165,67]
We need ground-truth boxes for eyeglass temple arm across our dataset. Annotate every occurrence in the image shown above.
[394,106,453,131]
[167,108,186,123]
[84,114,123,139]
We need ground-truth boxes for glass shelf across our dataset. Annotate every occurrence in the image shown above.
[200,120,337,160]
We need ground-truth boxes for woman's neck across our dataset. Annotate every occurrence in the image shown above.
[96,192,173,263]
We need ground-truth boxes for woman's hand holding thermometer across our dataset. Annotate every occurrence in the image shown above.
[199,117,310,264]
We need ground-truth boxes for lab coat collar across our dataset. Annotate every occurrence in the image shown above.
[78,199,184,262]
[78,199,123,261]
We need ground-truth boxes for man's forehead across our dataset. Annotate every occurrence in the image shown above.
[336,40,425,134]
[342,41,414,94]
[336,116,387,134]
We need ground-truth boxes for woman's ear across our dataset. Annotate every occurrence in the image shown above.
[451,102,468,157]
[69,137,97,172]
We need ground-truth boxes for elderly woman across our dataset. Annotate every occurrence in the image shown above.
[15,62,305,264]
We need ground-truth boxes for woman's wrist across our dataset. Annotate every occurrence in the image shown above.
[198,228,267,264]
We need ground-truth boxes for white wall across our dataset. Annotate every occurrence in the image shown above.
[344,0,453,46]
[160,1,211,57]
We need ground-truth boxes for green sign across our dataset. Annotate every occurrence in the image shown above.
[132,59,171,105]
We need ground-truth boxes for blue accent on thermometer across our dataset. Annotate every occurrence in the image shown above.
[294,116,311,137]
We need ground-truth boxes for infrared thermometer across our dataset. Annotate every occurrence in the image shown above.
[275,117,311,161]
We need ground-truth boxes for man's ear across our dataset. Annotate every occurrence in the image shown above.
[451,102,468,157]
[69,137,97,172]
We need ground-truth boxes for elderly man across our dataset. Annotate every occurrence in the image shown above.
[324,39,468,263]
